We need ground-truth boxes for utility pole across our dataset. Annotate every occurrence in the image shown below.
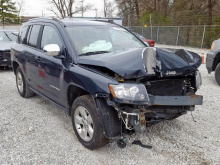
[150,14,153,40]
[42,10,44,17]
[104,0,106,18]
[80,0,84,17]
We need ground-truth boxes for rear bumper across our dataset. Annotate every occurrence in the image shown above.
[206,51,215,73]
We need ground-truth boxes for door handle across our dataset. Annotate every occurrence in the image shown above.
[35,56,42,62]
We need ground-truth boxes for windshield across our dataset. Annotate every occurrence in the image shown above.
[66,25,145,56]
[0,31,17,42]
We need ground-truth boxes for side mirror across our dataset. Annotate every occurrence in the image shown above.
[43,44,60,56]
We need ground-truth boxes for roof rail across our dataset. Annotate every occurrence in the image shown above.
[93,19,117,25]
[29,17,57,21]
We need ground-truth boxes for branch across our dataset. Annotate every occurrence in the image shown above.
[50,8,62,18]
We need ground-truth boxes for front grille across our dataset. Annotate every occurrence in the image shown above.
[3,51,11,60]
[145,79,185,96]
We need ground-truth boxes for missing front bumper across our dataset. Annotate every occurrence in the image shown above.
[114,94,203,106]
[114,94,203,133]
[148,95,203,106]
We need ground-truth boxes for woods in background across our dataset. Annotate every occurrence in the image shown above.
[115,0,220,26]
[0,0,18,24]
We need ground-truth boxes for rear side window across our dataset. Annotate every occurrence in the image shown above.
[27,25,41,48]
[18,26,28,44]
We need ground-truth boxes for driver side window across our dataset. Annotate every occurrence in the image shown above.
[41,26,63,51]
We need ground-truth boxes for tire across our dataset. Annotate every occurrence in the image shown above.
[215,63,220,86]
[71,95,108,150]
[16,67,33,98]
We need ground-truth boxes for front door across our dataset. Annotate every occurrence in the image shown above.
[37,25,66,105]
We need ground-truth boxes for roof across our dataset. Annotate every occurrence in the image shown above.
[72,17,122,20]
[27,17,119,27]
[61,19,117,26]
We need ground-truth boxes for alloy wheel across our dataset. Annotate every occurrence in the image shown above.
[74,106,94,141]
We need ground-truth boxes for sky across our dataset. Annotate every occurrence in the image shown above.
[15,0,117,18]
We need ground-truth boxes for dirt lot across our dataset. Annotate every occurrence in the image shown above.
[0,56,220,164]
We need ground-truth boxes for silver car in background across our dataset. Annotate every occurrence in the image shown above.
[0,30,18,68]
[206,39,220,85]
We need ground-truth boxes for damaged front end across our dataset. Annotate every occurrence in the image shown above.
[105,48,202,135]
[107,77,203,133]
[82,47,203,137]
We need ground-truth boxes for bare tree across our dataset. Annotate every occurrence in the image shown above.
[104,0,116,18]
[77,0,93,17]
[115,0,140,25]
[16,0,24,23]
[48,0,93,18]
[16,0,24,17]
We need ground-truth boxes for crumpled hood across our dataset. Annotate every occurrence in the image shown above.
[77,47,202,79]
[0,42,14,51]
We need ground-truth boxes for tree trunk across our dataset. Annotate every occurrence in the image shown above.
[134,0,140,19]
[208,0,213,25]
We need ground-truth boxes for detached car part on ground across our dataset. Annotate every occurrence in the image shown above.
[11,18,203,150]
[206,39,220,86]
[0,30,18,68]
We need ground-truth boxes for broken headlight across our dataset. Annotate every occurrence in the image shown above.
[109,84,149,102]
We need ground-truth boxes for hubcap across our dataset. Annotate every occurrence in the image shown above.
[17,71,24,93]
[74,106,94,141]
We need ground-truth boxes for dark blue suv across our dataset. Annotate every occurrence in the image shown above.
[11,18,203,149]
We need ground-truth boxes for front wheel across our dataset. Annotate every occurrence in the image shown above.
[71,95,108,150]
[215,63,220,86]
[16,67,33,98]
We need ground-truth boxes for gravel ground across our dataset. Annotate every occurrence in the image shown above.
[1,49,220,164]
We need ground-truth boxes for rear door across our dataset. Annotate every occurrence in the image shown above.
[24,25,43,91]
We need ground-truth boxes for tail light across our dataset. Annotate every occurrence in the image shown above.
[150,41,155,47]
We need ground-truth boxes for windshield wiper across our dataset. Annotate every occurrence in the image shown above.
[4,32,12,41]
[78,51,111,56]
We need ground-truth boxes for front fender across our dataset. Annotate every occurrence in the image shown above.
[65,64,118,95]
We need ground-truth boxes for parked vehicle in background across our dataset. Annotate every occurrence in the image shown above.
[0,30,18,68]
[11,18,203,150]
[133,32,155,47]
[206,39,220,85]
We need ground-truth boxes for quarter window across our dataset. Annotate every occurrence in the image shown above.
[27,25,41,48]
[18,26,28,44]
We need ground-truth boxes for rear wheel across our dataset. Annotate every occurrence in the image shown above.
[16,67,33,98]
[71,95,108,150]
[215,63,220,86]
